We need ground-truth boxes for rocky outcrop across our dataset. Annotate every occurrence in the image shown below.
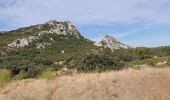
[8,36,38,48]
[36,42,51,49]
[156,61,167,66]
[95,35,131,51]
[36,20,82,38]
[0,50,6,57]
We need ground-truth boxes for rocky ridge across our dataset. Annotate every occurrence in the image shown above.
[37,20,82,38]
[7,20,82,49]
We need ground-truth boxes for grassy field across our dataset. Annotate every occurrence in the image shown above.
[0,67,169,100]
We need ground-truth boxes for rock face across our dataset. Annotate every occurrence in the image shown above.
[36,42,52,49]
[37,20,82,38]
[8,36,38,48]
[95,35,131,51]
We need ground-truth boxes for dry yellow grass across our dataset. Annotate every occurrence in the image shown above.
[0,67,170,100]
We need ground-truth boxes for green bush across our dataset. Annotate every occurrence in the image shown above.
[0,59,3,63]
[39,68,56,79]
[167,61,170,66]
[33,57,53,65]
[167,57,170,66]
[76,54,124,73]
[149,61,156,67]
[26,67,42,78]
[15,70,27,80]
[117,61,125,67]
[14,66,55,79]
[0,69,11,84]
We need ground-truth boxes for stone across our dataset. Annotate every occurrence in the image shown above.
[8,36,38,48]
[36,42,51,49]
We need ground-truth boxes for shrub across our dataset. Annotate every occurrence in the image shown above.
[33,57,53,65]
[39,68,56,79]
[26,67,41,78]
[13,66,53,79]
[76,54,123,73]
[167,57,170,66]
[116,61,125,68]
[0,69,11,85]
[167,61,170,66]
[15,70,27,80]
[0,59,3,63]
[149,61,156,67]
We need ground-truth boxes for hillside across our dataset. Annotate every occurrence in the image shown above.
[0,20,170,80]
[0,67,169,100]
[0,20,102,78]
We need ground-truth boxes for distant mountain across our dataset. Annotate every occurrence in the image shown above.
[94,35,131,51]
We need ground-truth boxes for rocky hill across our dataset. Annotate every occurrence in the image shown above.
[6,20,83,49]
[94,35,131,52]
[0,20,101,77]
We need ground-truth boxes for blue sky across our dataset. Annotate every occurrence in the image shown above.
[0,0,170,47]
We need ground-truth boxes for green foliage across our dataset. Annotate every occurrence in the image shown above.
[0,59,3,63]
[19,95,34,100]
[127,57,168,66]
[33,57,53,66]
[15,70,27,80]
[26,67,44,78]
[76,54,124,72]
[167,57,170,66]
[39,68,56,79]
[14,66,53,79]
[0,70,11,85]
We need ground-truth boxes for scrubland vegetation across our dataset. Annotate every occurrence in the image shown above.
[0,34,170,80]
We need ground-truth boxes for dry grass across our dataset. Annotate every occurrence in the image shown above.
[0,67,170,100]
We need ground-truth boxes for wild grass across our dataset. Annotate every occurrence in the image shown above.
[0,67,169,100]
[19,95,34,100]
[39,68,56,79]
[0,69,11,87]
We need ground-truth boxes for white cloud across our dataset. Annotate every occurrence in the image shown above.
[0,0,170,29]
